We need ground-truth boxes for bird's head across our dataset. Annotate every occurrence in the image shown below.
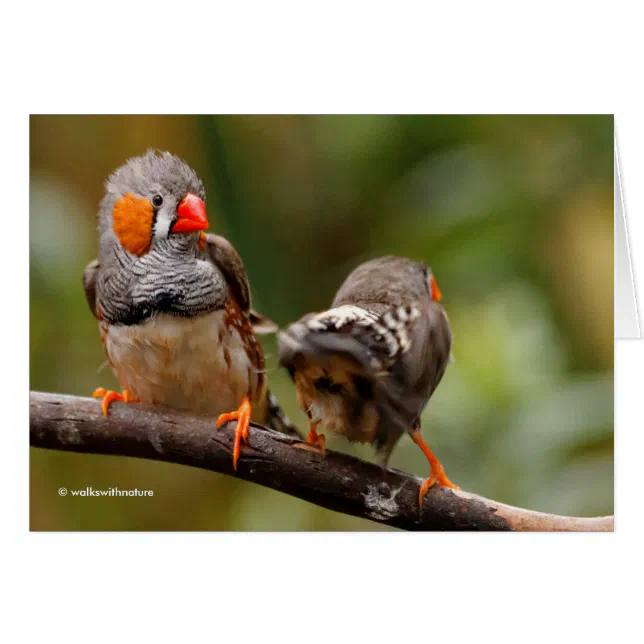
[333,255,443,309]
[99,150,209,257]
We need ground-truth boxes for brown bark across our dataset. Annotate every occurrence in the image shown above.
[29,391,613,531]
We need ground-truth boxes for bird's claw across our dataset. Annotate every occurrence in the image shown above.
[92,387,137,417]
[217,396,252,470]
[294,424,326,456]
[411,429,459,507]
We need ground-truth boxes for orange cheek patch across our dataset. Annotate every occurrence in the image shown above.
[112,192,154,256]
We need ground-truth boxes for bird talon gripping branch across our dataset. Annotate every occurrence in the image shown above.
[92,387,138,417]
[294,423,327,455]
[411,429,459,506]
[217,396,252,470]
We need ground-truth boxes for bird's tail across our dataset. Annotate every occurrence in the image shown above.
[264,390,300,437]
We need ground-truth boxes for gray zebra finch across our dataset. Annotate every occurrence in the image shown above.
[83,150,296,470]
[278,255,458,506]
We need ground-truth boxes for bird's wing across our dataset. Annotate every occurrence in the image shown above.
[204,234,278,334]
[278,304,421,374]
[203,234,251,310]
[83,259,100,319]
[394,303,452,410]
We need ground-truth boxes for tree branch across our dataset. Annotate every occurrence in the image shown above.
[29,391,613,531]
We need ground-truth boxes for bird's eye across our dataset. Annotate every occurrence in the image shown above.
[152,195,163,208]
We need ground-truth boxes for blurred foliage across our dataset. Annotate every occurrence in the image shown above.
[30,115,614,530]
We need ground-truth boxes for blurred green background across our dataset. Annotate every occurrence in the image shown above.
[30,115,614,530]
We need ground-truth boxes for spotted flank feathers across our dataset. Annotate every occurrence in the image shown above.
[304,304,420,370]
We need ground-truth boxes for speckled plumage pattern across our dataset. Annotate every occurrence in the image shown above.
[96,234,227,325]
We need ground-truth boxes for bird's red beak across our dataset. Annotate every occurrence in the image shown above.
[172,193,209,233]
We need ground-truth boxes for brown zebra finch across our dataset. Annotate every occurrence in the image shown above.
[83,150,296,470]
[278,255,458,506]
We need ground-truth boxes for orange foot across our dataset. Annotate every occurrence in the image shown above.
[410,429,459,507]
[294,423,326,456]
[216,396,252,470]
[92,387,138,417]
